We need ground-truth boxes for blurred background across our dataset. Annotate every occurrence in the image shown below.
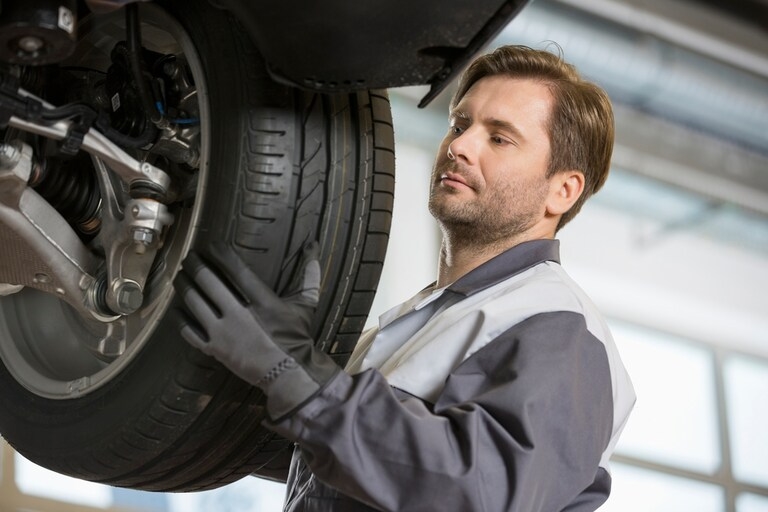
[2,0,767,510]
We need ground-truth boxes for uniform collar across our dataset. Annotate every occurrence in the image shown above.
[378,239,560,329]
[446,239,560,297]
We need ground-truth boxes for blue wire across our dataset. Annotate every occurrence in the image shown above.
[155,101,199,125]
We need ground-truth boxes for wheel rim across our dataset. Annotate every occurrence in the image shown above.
[0,5,209,399]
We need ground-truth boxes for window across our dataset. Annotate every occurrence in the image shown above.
[736,493,768,512]
[2,444,285,512]
[602,463,724,512]
[602,321,768,511]
[724,355,768,488]
[610,321,720,474]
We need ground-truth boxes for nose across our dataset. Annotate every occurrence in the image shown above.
[446,138,461,162]
[446,129,473,164]
[446,143,456,161]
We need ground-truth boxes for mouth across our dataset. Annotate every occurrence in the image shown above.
[440,171,475,191]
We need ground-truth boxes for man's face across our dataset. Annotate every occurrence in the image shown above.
[428,76,555,246]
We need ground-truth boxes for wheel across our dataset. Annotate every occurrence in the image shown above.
[0,0,394,491]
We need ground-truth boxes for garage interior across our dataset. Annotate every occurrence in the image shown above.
[1,0,767,510]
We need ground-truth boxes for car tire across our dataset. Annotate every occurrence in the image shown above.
[0,0,394,491]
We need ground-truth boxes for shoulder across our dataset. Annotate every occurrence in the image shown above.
[456,261,612,357]
[513,261,613,343]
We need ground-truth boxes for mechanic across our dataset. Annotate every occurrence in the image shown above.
[174,44,636,511]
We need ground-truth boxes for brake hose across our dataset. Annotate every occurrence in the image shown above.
[125,3,164,126]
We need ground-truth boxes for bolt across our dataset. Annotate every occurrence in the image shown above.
[17,36,45,54]
[58,7,75,33]
[0,143,21,170]
[132,227,155,245]
[132,227,155,255]
[115,281,143,314]
[33,272,52,284]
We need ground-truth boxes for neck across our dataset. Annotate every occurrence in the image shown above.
[434,227,554,289]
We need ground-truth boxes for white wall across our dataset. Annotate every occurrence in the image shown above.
[559,202,768,357]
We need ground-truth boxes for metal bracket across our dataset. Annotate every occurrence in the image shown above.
[0,84,177,319]
[0,140,103,319]
[6,85,171,195]
[93,158,174,315]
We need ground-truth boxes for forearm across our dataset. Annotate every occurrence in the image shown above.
[268,369,486,511]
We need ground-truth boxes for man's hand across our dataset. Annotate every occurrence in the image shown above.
[173,241,340,420]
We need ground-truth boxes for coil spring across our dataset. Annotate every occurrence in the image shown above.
[31,155,101,235]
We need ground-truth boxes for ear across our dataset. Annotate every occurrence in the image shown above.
[545,170,585,216]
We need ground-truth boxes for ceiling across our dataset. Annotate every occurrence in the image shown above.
[687,0,768,33]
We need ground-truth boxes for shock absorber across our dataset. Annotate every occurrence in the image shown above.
[29,154,102,236]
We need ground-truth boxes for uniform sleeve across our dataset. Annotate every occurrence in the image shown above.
[267,311,615,512]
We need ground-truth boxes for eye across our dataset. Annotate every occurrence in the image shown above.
[451,125,464,135]
[491,135,508,145]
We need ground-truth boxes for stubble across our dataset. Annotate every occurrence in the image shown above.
[428,162,549,250]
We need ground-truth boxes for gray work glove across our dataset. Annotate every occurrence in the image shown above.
[174,241,340,420]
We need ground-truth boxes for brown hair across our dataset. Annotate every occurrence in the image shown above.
[452,45,614,232]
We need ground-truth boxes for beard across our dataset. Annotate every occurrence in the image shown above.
[428,162,549,248]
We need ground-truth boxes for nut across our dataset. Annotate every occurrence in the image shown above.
[132,227,155,245]
[115,281,143,314]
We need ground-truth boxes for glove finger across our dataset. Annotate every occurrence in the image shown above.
[171,306,212,353]
[181,324,211,353]
[174,261,225,326]
[173,259,202,300]
[281,241,321,307]
[205,241,279,307]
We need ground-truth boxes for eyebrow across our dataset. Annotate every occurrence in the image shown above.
[449,109,526,142]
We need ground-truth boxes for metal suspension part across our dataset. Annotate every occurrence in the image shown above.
[0,0,78,65]
[0,3,198,322]
[0,139,103,320]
